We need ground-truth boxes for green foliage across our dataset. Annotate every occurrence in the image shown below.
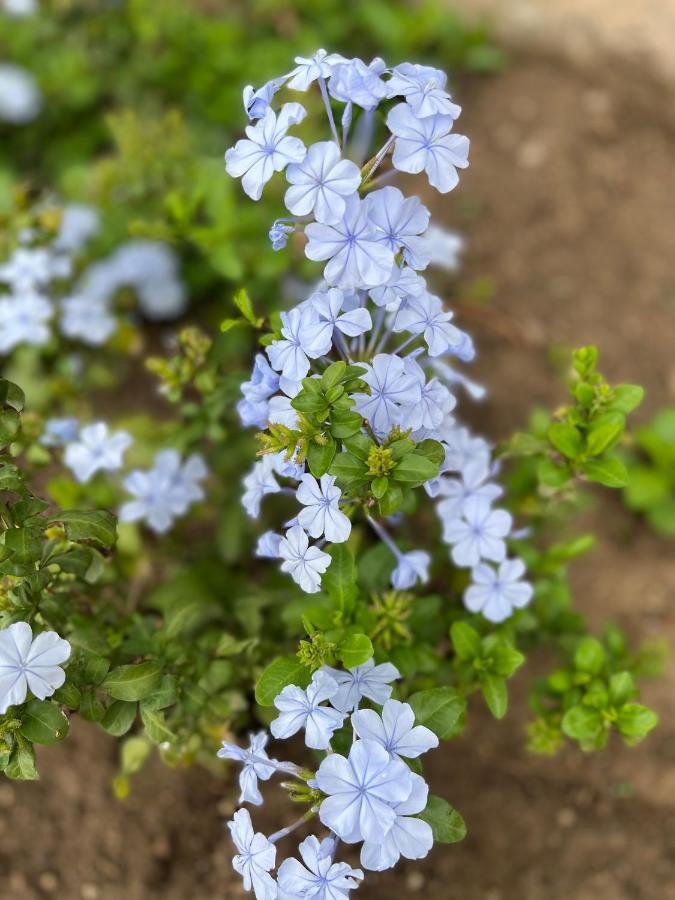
[622,407,675,537]
[504,346,641,495]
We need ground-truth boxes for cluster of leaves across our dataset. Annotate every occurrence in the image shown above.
[506,346,644,496]
[622,407,675,537]
[529,633,658,753]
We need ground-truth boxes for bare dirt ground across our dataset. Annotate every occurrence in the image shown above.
[2,43,675,900]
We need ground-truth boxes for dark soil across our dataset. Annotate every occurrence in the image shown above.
[3,53,675,900]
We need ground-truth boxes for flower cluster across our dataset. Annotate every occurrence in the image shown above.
[44,418,207,534]
[221,661,441,898]
[0,207,187,355]
[228,51,531,624]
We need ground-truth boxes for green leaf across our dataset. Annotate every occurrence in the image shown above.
[307,436,337,478]
[79,689,105,722]
[4,526,42,563]
[391,452,439,485]
[418,795,466,843]
[101,700,138,737]
[491,644,525,678]
[0,379,25,412]
[140,705,174,744]
[0,408,20,446]
[378,483,405,516]
[323,544,358,614]
[0,462,23,491]
[561,705,605,744]
[50,509,117,549]
[321,361,347,391]
[220,318,245,333]
[609,384,644,414]
[586,412,625,456]
[408,687,466,740]
[371,476,388,499]
[647,500,675,537]
[255,656,311,707]
[624,467,670,512]
[233,288,263,327]
[338,633,373,668]
[329,452,368,480]
[19,700,69,745]
[450,622,481,660]
[548,422,582,459]
[342,433,373,461]
[101,662,162,701]
[608,672,635,707]
[538,458,570,488]
[5,743,38,780]
[329,410,363,439]
[414,439,445,467]
[582,457,628,488]
[615,704,658,743]
[574,637,606,675]
[120,735,152,776]
[480,674,508,719]
[142,675,179,711]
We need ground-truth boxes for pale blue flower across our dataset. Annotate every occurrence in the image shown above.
[0,247,55,292]
[0,291,52,352]
[328,58,387,110]
[225,103,307,201]
[271,669,345,750]
[421,224,464,272]
[320,658,400,712]
[0,64,41,124]
[0,622,71,715]
[464,558,533,623]
[60,294,117,346]
[285,141,361,224]
[391,549,431,591]
[217,731,279,806]
[242,455,281,518]
[269,220,294,251]
[305,194,394,289]
[243,77,287,119]
[267,395,300,429]
[304,287,372,351]
[273,449,305,480]
[437,424,492,474]
[386,62,462,119]
[238,354,280,428]
[442,496,512,567]
[267,307,327,393]
[369,265,426,309]
[287,49,347,91]
[64,422,132,483]
[402,358,456,435]
[394,292,463,357]
[387,103,469,193]
[359,772,433,871]
[352,699,438,760]
[316,739,413,843]
[352,353,420,436]
[2,0,38,17]
[437,460,503,523]
[278,525,331,593]
[364,186,431,270]
[432,359,486,401]
[277,835,363,899]
[111,241,187,321]
[255,531,283,559]
[40,417,80,448]
[297,473,352,543]
[120,450,207,533]
[228,809,277,900]
[55,204,100,253]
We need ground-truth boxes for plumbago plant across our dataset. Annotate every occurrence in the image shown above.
[219,51,660,895]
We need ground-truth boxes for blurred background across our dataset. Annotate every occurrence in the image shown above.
[1,1,674,897]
